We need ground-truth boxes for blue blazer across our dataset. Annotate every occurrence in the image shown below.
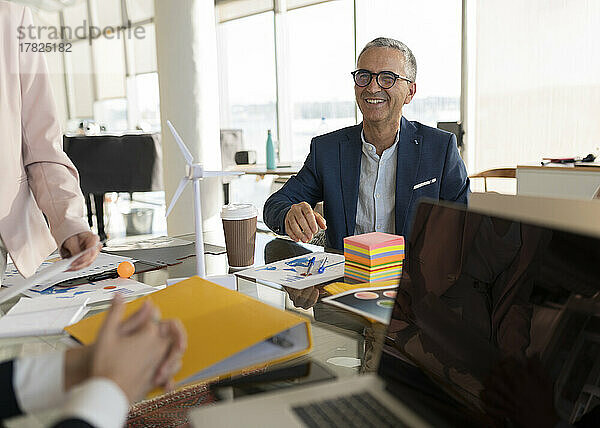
[263,117,470,250]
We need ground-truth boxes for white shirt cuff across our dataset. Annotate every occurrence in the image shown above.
[61,378,129,428]
[14,350,66,413]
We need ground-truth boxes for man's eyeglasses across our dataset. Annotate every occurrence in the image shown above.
[351,69,412,89]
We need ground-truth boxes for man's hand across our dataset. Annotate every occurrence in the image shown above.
[285,202,326,243]
[285,286,320,309]
[61,231,100,271]
[89,295,186,403]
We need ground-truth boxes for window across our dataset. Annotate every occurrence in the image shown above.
[93,36,127,100]
[126,0,155,22]
[64,41,94,118]
[132,23,157,75]
[287,0,356,161]
[356,0,462,127]
[94,99,128,132]
[217,12,278,163]
[471,0,600,174]
[31,0,159,131]
[134,73,161,132]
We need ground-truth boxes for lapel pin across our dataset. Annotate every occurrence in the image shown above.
[414,139,419,145]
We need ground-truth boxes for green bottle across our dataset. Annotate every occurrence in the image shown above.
[266,129,276,170]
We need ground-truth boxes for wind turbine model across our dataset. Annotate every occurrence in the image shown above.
[165,120,244,278]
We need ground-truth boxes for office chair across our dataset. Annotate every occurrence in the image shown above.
[469,168,516,192]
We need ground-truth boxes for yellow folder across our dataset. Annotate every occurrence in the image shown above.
[65,277,312,387]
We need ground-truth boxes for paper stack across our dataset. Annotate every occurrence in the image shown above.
[0,296,89,337]
[343,232,405,282]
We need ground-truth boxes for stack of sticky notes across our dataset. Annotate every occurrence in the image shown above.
[343,232,405,282]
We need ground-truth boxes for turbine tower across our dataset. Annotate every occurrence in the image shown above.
[165,120,243,277]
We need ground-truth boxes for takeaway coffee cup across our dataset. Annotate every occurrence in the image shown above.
[221,204,258,268]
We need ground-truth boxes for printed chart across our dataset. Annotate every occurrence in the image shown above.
[235,252,345,289]
[322,285,398,324]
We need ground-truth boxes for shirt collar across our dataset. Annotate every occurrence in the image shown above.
[360,126,400,160]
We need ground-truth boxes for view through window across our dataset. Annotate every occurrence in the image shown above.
[218,11,278,164]
[356,0,462,127]
[287,1,356,162]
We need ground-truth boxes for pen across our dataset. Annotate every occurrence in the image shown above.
[87,269,119,282]
[306,257,316,276]
[317,257,328,274]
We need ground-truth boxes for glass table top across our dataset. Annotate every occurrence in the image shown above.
[0,231,381,410]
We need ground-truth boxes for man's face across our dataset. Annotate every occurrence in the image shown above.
[354,47,416,126]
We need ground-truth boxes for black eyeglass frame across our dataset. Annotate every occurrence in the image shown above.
[351,69,413,89]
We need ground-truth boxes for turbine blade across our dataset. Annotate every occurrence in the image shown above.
[167,120,194,165]
[165,178,190,217]
[202,171,245,177]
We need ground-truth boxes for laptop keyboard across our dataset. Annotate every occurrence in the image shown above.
[292,391,408,428]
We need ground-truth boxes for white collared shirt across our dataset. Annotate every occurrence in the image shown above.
[14,351,129,428]
[354,128,399,235]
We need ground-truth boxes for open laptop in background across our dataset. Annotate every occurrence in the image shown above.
[189,198,600,428]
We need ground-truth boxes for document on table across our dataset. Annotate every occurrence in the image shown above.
[235,252,345,289]
[23,278,160,303]
[103,236,192,251]
[0,249,93,305]
[0,296,89,337]
[167,274,237,291]
[2,252,136,294]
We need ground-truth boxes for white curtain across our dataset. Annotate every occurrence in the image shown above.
[470,0,600,173]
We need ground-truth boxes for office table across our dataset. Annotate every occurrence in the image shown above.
[63,133,163,240]
[230,162,302,176]
[1,232,373,427]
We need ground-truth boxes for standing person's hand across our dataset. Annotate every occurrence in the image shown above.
[89,295,183,403]
[61,231,101,271]
[285,202,326,243]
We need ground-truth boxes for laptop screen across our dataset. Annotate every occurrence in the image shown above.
[379,200,600,425]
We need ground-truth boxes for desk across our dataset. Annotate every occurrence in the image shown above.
[1,232,371,426]
[231,162,302,176]
[517,164,600,200]
[63,134,163,240]
[224,163,302,204]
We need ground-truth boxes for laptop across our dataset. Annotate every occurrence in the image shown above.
[189,197,600,427]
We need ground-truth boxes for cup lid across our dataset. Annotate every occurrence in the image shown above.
[221,203,258,220]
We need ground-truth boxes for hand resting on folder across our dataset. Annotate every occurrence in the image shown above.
[66,294,187,402]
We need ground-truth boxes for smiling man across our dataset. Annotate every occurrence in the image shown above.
[263,37,470,250]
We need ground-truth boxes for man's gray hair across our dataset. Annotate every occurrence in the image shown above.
[358,37,417,82]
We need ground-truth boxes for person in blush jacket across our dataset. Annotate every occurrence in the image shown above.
[0,1,98,279]
[0,3,188,427]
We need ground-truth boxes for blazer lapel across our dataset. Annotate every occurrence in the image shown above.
[395,117,423,235]
[340,125,363,236]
